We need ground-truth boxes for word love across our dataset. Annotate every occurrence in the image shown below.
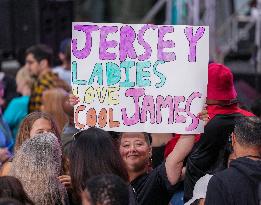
[72,24,206,62]
[83,86,120,105]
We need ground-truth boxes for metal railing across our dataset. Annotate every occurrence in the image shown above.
[217,16,256,62]
[141,0,171,24]
[141,0,258,63]
[215,0,256,62]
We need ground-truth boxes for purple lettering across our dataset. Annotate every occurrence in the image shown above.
[185,27,205,62]
[156,95,174,124]
[174,96,186,123]
[72,25,99,59]
[137,24,157,61]
[119,25,137,61]
[185,92,202,131]
[141,95,155,124]
[121,88,145,126]
[99,26,118,60]
[157,26,176,62]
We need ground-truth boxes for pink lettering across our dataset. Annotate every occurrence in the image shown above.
[99,26,118,60]
[185,92,202,131]
[72,25,99,59]
[141,95,155,124]
[138,24,157,61]
[185,27,205,62]
[121,88,145,126]
[119,25,137,61]
[157,26,176,62]
[174,96,186,123]
[156,95,174,124]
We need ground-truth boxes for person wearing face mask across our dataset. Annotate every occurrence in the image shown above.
[0,112,60,176]
[10,132,69,205]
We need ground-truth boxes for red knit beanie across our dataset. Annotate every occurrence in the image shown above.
[207,63,237,100]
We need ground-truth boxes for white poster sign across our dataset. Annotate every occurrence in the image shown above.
[72,23,209,133]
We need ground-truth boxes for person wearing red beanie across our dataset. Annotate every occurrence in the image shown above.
[164,63,255,203]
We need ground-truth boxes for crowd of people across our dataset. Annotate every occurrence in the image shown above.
[0,41,260,205]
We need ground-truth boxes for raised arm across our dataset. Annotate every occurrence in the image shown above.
[165,106,209,185]
[165,134,195,185]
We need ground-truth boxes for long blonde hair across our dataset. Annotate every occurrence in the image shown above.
[16,66,35,93]
[41,88,69,134]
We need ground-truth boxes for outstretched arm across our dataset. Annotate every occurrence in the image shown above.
[165,107,209,185]
[165,134,195,185]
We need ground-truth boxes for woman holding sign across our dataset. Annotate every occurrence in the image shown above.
[118,132,195,205]
[69,94,208,205]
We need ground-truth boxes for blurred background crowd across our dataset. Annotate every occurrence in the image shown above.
[0,0,261,109]
[0,0,260,205]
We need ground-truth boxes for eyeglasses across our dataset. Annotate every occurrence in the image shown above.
[226,134,233,153]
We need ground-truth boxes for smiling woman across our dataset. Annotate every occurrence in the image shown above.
[118,132,195,205]
[119,132,152,176]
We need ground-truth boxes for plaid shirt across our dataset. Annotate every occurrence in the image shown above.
[29,71,60,112]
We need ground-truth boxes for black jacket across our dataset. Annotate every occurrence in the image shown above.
[184,113,241,201]
[184,104,254,202]
[205,157,261,205]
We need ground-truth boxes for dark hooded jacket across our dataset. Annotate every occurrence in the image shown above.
[183,105,254,201]
[205,157,261,205]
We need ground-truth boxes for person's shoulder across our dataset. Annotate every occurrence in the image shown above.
[4,96,26,110]
[212,166,236,179]
[0,161,12,176]
[46,70,58,78]
[11,96,29,104]
[8,96,20,104]
[150,162,166,175]
[40,71,58,86]
[209,166,239,189]
[40,70,56,78]
[205,173,231,205]
[206,173,229,196]
[147,163,168,184]
[53,66,64,72]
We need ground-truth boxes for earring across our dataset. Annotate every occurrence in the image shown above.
[147,157,153,172]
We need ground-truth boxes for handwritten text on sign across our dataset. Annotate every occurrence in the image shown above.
[72,23,209,133]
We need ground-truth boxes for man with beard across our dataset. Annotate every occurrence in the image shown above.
[205,116,261,205]
[25,44,70,112]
